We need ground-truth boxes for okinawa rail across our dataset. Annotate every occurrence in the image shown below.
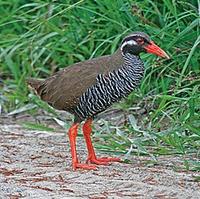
[27,32,170,170]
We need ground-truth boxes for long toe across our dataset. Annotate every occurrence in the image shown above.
[87,158,110,165]
[73,163,97,170]
[97,157,121,162]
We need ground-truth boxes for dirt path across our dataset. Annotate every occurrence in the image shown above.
[0,120,200,198]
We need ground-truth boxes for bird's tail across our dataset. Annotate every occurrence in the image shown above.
[27,78,43,94]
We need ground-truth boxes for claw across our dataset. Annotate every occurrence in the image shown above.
[96,157,121,162]
[73,162,97,170]
[86,158,109,165]
[86,156,121,165]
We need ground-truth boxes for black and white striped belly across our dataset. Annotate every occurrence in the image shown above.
[74,54,144,121]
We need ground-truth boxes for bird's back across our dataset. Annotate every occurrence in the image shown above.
[74,53,144,122]
[27,49,124,114]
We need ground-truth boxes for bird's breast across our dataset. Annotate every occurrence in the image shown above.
[74,54,144,120]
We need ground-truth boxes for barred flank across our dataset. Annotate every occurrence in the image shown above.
[74,53,144,120]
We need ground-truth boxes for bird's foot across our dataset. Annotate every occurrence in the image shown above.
[86,156,121,165]
[73,162,97,170]
[94,157,121,162]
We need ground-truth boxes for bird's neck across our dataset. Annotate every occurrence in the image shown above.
[121,53,145,76]
[110,50,145,85]
[104,52,145,98]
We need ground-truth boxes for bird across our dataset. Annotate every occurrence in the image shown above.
[27,32,170,170]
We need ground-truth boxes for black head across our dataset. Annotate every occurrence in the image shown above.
[120,32,170,59]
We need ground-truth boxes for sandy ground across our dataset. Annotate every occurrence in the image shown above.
[0,114,200,199]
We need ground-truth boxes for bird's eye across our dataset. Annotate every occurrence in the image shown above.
[137,38,144,44]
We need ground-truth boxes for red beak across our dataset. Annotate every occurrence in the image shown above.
[144,41,170,59]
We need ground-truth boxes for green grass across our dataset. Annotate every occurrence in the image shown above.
[0,0,199,171]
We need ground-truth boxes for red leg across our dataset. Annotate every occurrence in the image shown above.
[82,119,121,165]
[68,123,97,170]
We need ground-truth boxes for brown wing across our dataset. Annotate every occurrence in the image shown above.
[38,62,99,111]
[30,49,123,112]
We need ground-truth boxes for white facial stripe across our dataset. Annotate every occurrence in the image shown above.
[127,40,137,45]
[120,40,137,51]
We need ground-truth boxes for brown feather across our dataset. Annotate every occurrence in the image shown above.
[27,78,43,95]
[27,49,123,114]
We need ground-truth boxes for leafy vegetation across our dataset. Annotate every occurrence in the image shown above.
[0,0,199,171]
